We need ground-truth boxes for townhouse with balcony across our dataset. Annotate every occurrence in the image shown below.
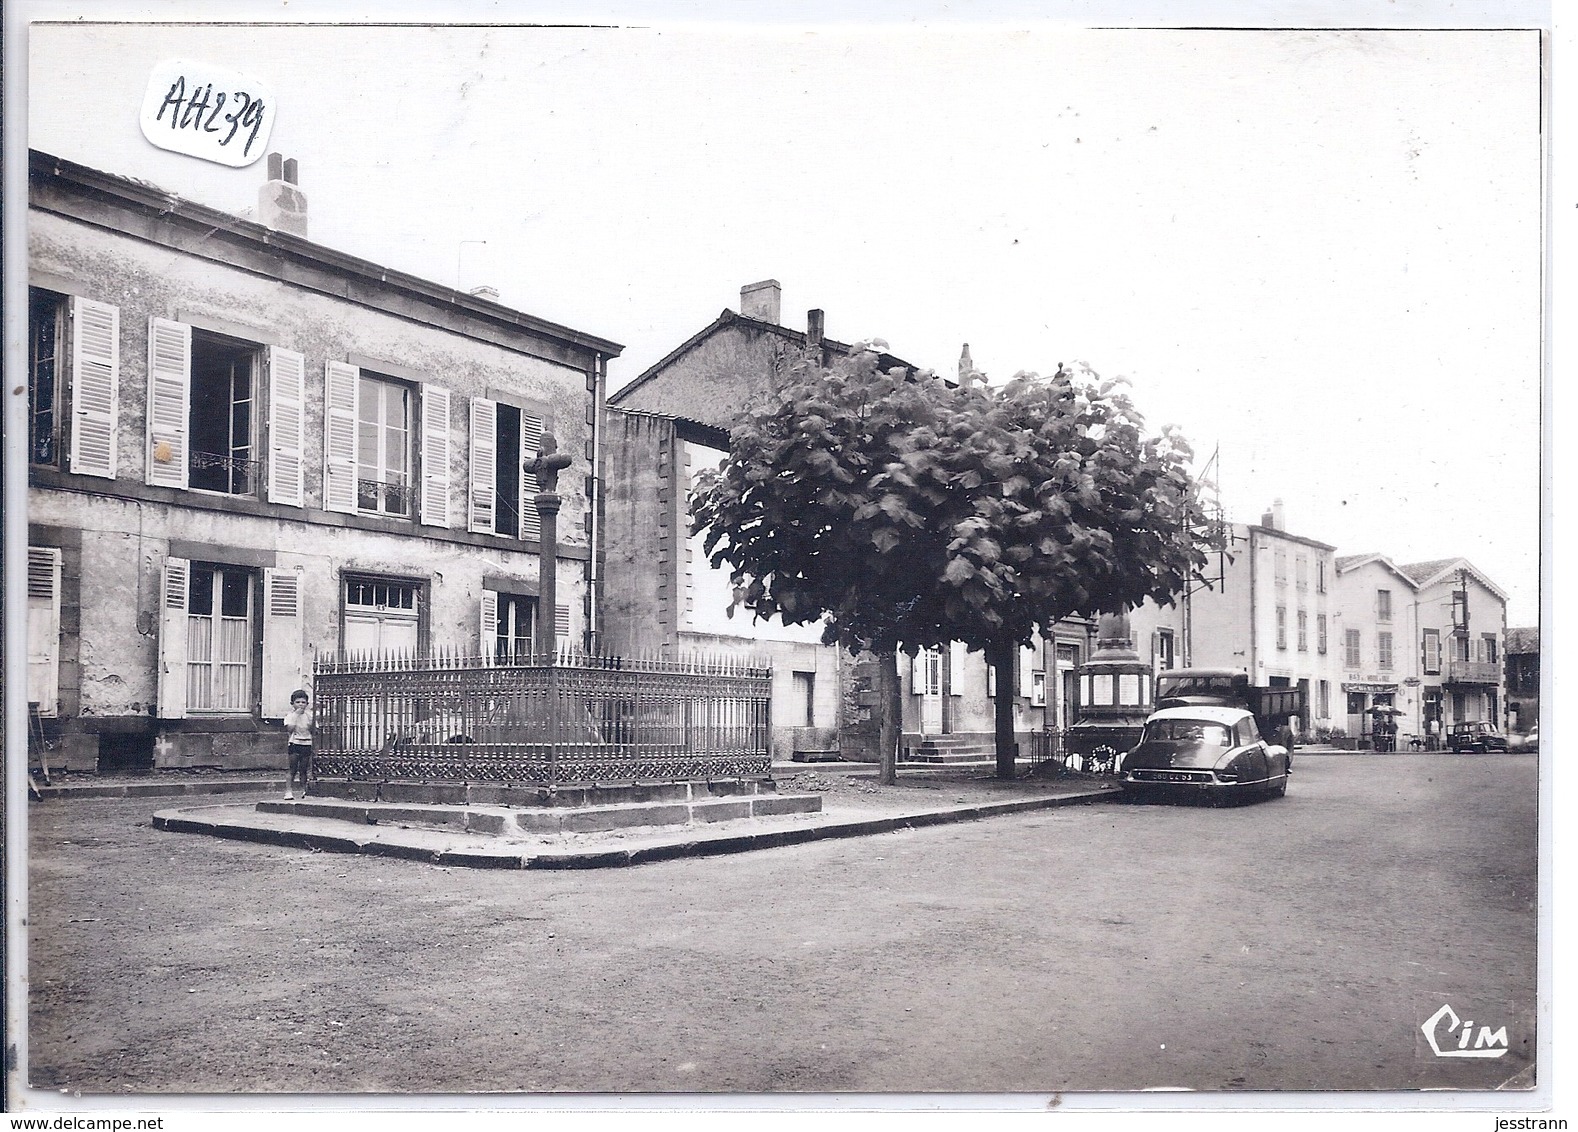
[25,150,620,772]
[1398,558,1507,735]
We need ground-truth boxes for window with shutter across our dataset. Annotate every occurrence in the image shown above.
[480,590,499,664]
[29,289,68,467]
[187,329,263,496]
[185,563,255,713]
[261,568,305,716]
[948,641,967,695]
[157,558,191,719]
[69,297,121,479]
[488,593,535,661]
[420,384,452,527]
[520,412,544,542]
[1018,646,1038,698]
[469,398,498,535]
[266,347,306,505]
[323,361,360,513]
[27,547,63,716]
[146,317,192,488]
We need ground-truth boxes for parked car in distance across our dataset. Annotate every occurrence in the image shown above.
[1448,720,1509,754]
[1507,723,1538,752]
[1118,705,1291,801]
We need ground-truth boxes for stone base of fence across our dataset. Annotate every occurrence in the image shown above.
[306,776,780,809]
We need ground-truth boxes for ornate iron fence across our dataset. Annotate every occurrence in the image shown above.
[1028,728,1126,776]
[311,648,773,785]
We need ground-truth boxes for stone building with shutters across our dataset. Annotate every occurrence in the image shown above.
[24,150,620,772]
[604,282,1092,762]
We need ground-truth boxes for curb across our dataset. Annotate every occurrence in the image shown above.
[152,787,1115,870]
[36,778,288,800]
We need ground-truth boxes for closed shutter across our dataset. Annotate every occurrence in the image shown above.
[261,568,305,717]
[520,412,544,541]
[419,384,452,527]
[480,590,499,664]
[26,547,63,716]
[468,397,498,535]
[68,297,120,479]
[323,361,359,513]
[948,641,967,696]
[157,557,190,719]
[909,649,925,688]
[146,317,192,489]
[266,346,307,506]
[1019,646,1038,698]
[555,603,572,640]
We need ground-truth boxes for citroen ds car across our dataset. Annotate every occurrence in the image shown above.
[1118,704,1290,800]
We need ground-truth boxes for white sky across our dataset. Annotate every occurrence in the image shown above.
[17,6,1544,624]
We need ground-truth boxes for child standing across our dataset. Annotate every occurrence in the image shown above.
[283,688,314,800]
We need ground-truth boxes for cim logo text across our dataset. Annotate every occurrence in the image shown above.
[1422,1003,1509,1058]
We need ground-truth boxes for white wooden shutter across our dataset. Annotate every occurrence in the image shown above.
[26,547,63,716]
[420,384,452,527]
[261,569,305,717]
[948,642,967,695]
[520,411,544,542]
[266,346,307,506]
[480,590,499,664]
[909,649,925,687]
[157,557,190,719]
[323,361,360,513]
[68,297,120,479]
[145,317,191,489]
[555,603,572,640]
[468,397,498,535]
[1019,646,1038,698]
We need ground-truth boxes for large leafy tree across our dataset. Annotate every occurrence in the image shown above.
[691,347,1205,781]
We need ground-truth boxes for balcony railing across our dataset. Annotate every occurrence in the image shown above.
[1444,659,1500,685]
[311,647,773,785]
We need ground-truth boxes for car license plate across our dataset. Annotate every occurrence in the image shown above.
[1157,771,1196,782]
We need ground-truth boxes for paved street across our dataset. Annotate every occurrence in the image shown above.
[25,753,1537,1097]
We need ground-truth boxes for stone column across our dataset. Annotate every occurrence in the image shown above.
[533,491,562,658]
[526,434,575,659]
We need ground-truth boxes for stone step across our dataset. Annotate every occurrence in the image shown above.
[307,777,775,809]
[902,751,992,764]
[256,792,822,837]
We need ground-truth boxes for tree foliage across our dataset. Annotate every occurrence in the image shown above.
[690,347,1207,777]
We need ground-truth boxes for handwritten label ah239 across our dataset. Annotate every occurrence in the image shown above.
[139,60,276,168]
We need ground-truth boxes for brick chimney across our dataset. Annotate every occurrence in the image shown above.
[258,153,308,238]
[806,309,825,354]
[740,279,781,324]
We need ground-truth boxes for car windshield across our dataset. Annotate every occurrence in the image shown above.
[1142,719,1233,747]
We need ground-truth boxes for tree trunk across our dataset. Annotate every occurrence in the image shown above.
[987,637,1018,779]
[875,644,902,786]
